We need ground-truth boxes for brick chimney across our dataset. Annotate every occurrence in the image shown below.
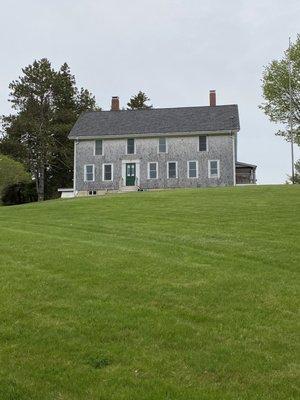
[209,90,216,106]
[111,96,120,111]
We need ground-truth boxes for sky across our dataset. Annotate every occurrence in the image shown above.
[0,0,299,184]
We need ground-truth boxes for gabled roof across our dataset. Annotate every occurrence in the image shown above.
[69,104,240,139]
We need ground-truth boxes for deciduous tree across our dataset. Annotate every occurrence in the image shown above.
[292,160,300,183]
[0,154,30,195]
[259,35,300,146]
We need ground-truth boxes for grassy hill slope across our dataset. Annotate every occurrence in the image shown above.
[0,185,299,400]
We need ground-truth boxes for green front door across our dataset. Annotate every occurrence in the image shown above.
[126,163,136,186]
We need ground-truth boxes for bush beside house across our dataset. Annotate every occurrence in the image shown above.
[0,154,36,205]
[1,182,38,205]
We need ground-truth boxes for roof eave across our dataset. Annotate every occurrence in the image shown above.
[236,161,257,169]
[68,129,239,140]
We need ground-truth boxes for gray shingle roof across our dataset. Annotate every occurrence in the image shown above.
[236,161,257,168]
[69,104,240,138]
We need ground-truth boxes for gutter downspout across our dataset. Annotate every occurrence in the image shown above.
[74,139,78,196]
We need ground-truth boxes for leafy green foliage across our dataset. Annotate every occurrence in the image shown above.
[127,91,152,109]
[0,59,98,201]
[0,154,30,195]
[1,181,37,205]
[292,159,300,183]
[260,35,300,145]
[0,186,299,399]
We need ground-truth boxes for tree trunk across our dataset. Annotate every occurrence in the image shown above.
[36,166,45,201]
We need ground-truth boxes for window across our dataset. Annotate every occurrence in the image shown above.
[209,160,220,178]
[103,164,113,181]
[188,161,198,178]
[199,136,207,151]
[84,165,94,181]
[127,138,135,154]
[148,162,158,179]
[88,190,97,196]
[158,137,167,153]
[95,140,102,155]
[167,162,178,178]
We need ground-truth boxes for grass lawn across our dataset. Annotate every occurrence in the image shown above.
[0,185,299,400]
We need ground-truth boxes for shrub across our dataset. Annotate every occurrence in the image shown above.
[0,154,30,195]
[1,182,38,206]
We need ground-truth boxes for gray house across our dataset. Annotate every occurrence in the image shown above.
[68,91,256,196]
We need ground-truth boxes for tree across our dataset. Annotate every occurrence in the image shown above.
[259,35,300,146]
[291,160,300,183]
[127,91,152,110]
[0,154,31,195]
[43,64,97,198]
[0,59,97,201]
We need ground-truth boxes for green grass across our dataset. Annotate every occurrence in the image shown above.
[0,185,299,400]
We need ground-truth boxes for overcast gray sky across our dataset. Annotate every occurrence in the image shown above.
[1,0,299,183]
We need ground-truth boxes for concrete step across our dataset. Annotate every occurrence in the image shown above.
[119,186,139,192]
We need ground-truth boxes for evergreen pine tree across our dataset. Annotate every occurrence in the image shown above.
[127,91,152,110]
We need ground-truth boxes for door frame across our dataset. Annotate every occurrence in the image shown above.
[122,159,140,186]
[125,163,136,186]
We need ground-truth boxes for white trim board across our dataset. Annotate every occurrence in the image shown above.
[167,161,178,179]
[126,138,136,155]
[94,139,103,156]
[208,160,220,179]
[158,137,168,154]
[187,160,199,178]
[84,164,95,182]
[102,163,113,181]
[121,159,140,185]
[147,162,158,179]
[70,130,238,141]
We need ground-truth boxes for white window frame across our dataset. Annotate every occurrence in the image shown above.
[158,137,168,154]
[208,160,220,178]
[199,135,208,152]
[167,161,178,179]
[187,160,198,178]
[102,163,113,181]
[126,138,136,155]
[94,139,103,156]
[84,164,95,182]
[147,162,158,179]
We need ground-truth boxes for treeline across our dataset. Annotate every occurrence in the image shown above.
[0,58,151,205]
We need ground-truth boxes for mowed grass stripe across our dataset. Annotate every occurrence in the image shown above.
[0,185,299,399]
